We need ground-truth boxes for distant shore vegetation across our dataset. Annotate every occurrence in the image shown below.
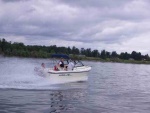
[0,38,150,64]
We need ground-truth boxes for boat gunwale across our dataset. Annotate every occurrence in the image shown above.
[48,70,90,74]
[48,66,91,74]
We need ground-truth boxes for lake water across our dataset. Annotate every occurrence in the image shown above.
[1,57,150,113]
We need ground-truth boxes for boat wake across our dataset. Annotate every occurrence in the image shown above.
[0,57,88,90]
[0,66,77,90]
[34,67,47,77]
[0,67,86,90]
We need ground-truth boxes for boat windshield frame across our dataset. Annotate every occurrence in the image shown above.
[51,54,85,67]
[73,60,84,67]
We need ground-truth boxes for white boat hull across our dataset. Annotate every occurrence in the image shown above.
[42,66,91,83]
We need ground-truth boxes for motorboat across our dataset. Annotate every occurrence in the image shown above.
[36,54,91,83]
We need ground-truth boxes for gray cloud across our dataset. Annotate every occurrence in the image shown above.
[57,0,131,8]
[0,0,150,54]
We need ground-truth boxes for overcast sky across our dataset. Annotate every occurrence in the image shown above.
[0,0,150,54]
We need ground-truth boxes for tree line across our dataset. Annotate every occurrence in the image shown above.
[0,38,150,61]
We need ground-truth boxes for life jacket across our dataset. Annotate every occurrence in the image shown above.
[60,61,64,67]
[54,65,58,71]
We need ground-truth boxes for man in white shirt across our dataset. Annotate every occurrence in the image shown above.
[67,60,74,71]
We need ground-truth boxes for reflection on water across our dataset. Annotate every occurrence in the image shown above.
[50,91,73,113]
[50,91,65,113]
[0,88,87,113]
[50,83,88,112]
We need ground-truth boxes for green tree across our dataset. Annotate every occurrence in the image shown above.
[72,46,79,54]
[111,51,118,58]
[106,51,110,58]
[131,51,142,60]
[92,49,100,57]
[101,50,106,59]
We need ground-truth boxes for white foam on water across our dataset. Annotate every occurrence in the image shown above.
[0,57,73,90]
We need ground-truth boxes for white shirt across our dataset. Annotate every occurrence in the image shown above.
[67,62,74,71]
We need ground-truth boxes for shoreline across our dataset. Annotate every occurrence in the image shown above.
[1,55,150,65]
[83,57,150,64]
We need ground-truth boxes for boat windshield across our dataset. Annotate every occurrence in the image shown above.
[73,60,84,67]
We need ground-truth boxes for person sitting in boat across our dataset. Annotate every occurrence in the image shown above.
[67,60,74,71]
[59,57,64,67]
[57,57,66,71]
[41,63,45,69]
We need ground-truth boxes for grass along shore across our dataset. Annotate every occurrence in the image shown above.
[1,54,150,65]
[80,57,150,64]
